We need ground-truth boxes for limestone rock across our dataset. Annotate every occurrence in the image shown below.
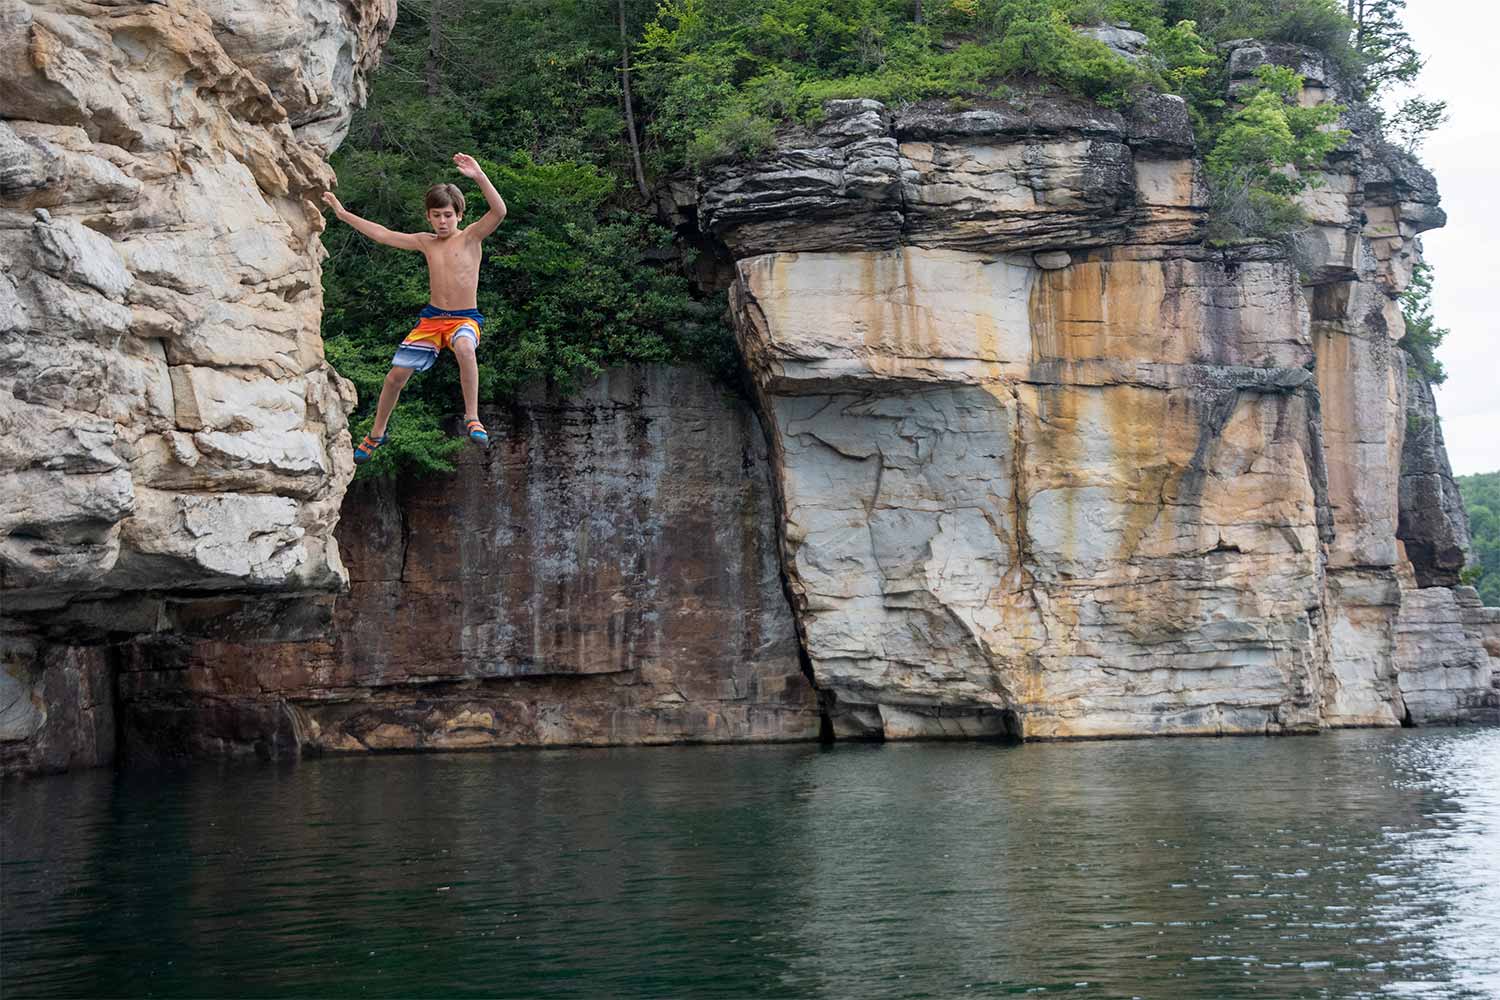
[698,94,1206,260]
[0,0,392,619]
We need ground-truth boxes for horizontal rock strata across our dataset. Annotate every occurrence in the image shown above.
[706,53,1496,739]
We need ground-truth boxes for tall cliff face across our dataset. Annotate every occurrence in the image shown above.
[5,21,1493,773]
[116,367,818,761]
[704,44,1496,738]
[0,0,394,770]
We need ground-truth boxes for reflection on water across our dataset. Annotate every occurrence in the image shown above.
[3,728,1498,998]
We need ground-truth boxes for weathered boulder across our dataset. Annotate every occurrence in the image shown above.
[1077,23,1149,62]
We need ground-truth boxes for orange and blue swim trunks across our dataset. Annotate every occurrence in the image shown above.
[391,305,484,372]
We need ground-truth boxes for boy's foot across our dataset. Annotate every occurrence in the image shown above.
[465,418,489,447]
[354,433,387,464]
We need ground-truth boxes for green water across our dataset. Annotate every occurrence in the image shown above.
[3,728,1499,998]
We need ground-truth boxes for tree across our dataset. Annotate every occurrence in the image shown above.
[426,0,443,98]
[618,0,651,200]
[1347,0,1421,92]
[1399,262,1449,385]
[1457,472,1500,607]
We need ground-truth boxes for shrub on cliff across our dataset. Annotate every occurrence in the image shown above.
[638,0,1152,169]
[1202,64,1347,246]
[322,0,736,479]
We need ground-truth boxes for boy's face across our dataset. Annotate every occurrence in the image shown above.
[426,205,459,237]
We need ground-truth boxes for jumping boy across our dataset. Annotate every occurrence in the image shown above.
[321,153,506,463]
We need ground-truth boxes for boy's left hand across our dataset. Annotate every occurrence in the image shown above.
[453,153,485,180]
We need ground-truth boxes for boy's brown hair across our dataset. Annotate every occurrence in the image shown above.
[424,183,466,217]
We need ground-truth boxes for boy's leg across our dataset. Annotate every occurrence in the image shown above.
[453,335,479,422]
[372,365,415,438]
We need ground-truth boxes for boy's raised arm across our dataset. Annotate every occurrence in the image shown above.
[452,154,506,241]
[321,191,426,250]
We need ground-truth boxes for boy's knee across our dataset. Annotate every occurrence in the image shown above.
[453,337,477,359]
[386,366,414,387]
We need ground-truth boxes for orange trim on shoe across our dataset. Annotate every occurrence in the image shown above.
[354,433,386,464]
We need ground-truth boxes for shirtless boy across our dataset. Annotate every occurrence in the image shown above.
[321,153,506,463]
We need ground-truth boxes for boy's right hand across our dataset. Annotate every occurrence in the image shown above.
[321,191,345,216]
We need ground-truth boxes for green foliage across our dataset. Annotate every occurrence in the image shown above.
[1384,95,1447,153]
[1349,0,1421,93]
[638,0,1152,169]
[1457,472,1500,607]
[322,0,737,478]
[988,0,1153,105]
[1398,262,1448,385]
[1151,18,1220,133]
[1202,64,1346,244]
[321,0,1441,481]
[1163,0,1355,57]
[687,107,778,168]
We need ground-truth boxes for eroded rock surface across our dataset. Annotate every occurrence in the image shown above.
[707,50,1495,738]
[0,0,394,771]
[1399,373,1472,586]
[115,368,819,761]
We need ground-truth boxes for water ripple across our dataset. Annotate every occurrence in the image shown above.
[2,728,1498,998]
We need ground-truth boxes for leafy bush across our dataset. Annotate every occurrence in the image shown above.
[322,1,736,479]
[638,0,1150,168]
[1202,64,1346,244]
[687,108,779,168]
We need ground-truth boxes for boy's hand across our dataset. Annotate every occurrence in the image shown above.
[452,153,485,180]
[321,191,345,216]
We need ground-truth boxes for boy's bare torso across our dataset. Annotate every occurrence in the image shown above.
[418,231,483,311]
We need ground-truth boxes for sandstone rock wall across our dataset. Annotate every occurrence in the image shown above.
[5,18,1493,771]
[112,367,819,763]
[0,0,394,771]
[705,46,1496,738]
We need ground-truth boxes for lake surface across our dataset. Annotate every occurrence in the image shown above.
[3,728,1499,998]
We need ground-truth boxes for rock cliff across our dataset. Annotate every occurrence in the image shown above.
[0,0,394,770]
[704,43,1497,738]
[115,367,819,762]
[4,23,1495,772]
